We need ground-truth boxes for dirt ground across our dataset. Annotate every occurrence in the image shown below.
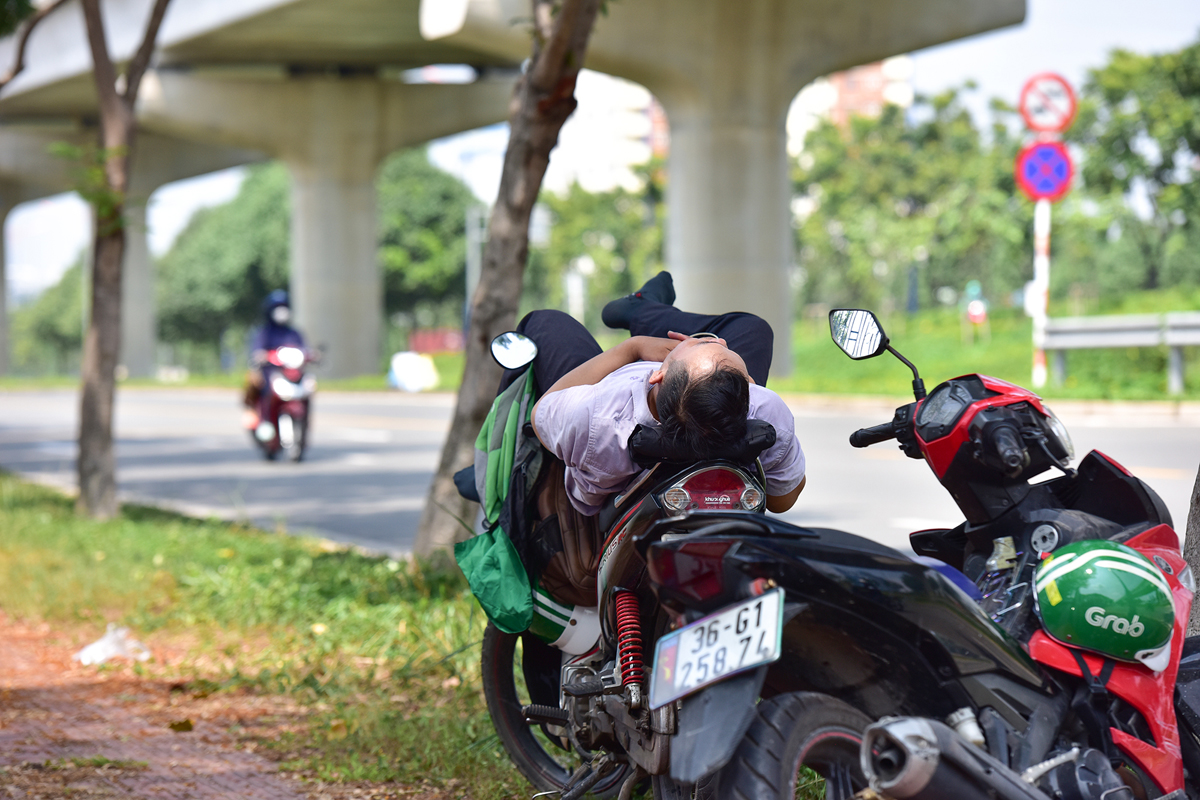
[0,614,454,800]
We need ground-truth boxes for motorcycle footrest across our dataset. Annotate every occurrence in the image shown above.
[562,675,606,697]
[521,703,569,725]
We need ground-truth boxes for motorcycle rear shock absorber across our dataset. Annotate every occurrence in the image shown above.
[614,590,644,708]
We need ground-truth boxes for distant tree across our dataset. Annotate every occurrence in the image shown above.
[794,88,1031,311]
[0,0,33,38]
[1068,35,1200,291]
[157,163,290,352]
[531,176,663,326]
[11,259,84,373]
[378,148,478,318]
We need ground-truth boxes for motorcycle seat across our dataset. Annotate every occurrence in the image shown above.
[626,419,777,471]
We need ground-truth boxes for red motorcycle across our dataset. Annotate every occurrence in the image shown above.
[251,346,316,462]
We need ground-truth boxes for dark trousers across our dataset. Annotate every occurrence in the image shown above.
[501,304,774,394]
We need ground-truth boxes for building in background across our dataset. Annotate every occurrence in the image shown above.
[786,55,915,156]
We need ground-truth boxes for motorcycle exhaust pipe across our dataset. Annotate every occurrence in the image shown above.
[861,717,1051,800]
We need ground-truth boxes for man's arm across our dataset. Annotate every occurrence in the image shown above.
[766,475,805,513]
[530,335,676,444]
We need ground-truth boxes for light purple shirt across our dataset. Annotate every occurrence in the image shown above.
[533,361,806,515]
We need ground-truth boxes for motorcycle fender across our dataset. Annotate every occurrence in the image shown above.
[668,665,768,784]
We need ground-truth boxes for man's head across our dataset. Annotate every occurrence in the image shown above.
[263,290,291,326]
[649,334,751,458]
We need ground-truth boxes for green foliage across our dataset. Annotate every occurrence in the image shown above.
[1067,35,1200,290]
[794,88,1034,310]
[0,0,33,37]
[526,161,664,326]
[10,259,85,374]
[377,147,478,317]
[48,143,128,234]
[156,162,291,352]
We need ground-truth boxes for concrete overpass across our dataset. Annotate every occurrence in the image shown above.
[0,0,1024,378]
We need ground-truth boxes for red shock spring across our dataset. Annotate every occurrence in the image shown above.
[614,591,644,687]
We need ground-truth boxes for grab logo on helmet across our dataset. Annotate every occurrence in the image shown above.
[1085,607,1145,637]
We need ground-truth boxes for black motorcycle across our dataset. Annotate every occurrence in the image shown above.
[635,309,1200,800]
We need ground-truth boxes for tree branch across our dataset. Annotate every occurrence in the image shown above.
[0,0,71,90]
[529,0,588,92]
[80,0,123,130]
[123,0,170,106]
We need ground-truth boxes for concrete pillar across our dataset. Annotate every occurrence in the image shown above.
[139,71,514,378]
[119,202,156,377]
[284,82,384,374]
[663,100,793,374]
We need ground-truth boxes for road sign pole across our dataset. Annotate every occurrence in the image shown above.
[1031,198,1051,388]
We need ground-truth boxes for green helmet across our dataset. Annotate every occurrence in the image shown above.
[1034,540,1175,672]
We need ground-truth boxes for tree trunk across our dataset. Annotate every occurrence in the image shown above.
[413,0,603,557]
[73,0,169,517]
[1185,465,1200,636]
[77,216,126,517]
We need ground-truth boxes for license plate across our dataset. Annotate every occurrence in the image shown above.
[648,589,784,709]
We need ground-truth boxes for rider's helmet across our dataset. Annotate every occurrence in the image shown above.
[263,290,291,326]
[1034,540,1176,671]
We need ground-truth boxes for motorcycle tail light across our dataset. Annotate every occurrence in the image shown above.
[659,467,761,513]
[647,540,734,603]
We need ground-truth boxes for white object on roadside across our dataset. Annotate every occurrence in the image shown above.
[74,623,151,665]
[388,352,439,392]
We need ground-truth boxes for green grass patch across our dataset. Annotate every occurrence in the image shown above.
[0,475,527,795]
[46,755,150,770]
[767,305,1200,401]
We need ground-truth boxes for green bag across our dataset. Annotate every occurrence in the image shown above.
[454,369,538,634]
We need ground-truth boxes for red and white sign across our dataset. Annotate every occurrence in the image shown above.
[1019,73,1077,133]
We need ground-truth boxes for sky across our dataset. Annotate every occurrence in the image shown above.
[7,0,1200,305]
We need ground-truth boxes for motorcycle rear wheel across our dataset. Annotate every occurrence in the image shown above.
[480,624,628,797]
[713,691,870,800]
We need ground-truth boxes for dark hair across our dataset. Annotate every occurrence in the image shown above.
[657,362,750,459]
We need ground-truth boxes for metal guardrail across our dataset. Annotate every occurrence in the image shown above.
[1044,312,1200,396]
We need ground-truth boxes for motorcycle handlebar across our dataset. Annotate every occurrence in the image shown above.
[849,421,898,448]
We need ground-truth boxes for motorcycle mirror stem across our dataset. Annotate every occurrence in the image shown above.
[828,309,926,400]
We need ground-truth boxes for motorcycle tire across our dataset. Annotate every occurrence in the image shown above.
[712,691,871,800]
[288,416,306,462]
[480,623,628,798]
[651,774,718,799]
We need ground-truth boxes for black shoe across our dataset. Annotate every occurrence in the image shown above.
[601,271,676,329]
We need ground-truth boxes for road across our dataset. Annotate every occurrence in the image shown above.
[0,388,1197,555]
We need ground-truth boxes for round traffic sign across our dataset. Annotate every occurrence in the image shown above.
[1015,141,1074,202]
[1019,73,1077,133]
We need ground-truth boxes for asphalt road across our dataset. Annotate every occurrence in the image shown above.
[0,387,1197,555]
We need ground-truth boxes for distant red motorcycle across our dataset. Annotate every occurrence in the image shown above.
[251,346,317,462]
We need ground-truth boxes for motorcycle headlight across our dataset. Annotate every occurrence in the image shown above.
[277,347,306,370]
[1042,406,1075,462]
[272,375,299,401]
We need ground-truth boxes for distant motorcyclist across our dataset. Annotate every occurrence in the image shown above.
[242,290,306,430]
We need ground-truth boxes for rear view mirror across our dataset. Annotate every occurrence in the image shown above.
[491,331,538,370]
[829,309,889,360]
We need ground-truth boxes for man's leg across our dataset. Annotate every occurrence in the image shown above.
[499,309,603,394]
[629,303,775,385]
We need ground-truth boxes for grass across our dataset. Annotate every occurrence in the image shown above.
[0,474,529,796]
[767,304,1200,401]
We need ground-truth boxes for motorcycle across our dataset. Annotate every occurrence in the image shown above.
[636,308,1200,800]
[251,345,317,462]
[474,331,777,799]
[478,312,1200,800]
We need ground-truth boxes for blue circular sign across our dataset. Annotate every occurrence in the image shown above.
[1015,141,1073,202]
